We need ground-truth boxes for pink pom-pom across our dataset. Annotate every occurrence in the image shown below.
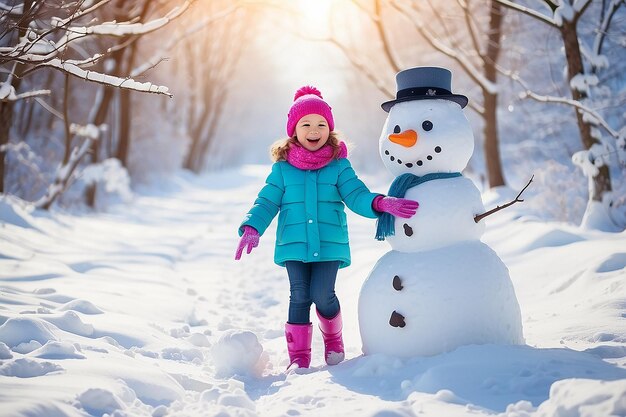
[294,85,322,101]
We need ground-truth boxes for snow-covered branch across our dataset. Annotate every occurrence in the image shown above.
[36,57,172,97]
[53,0,113,27]
[34,97,64,120]
[520,90,619,139]
[0,76,50,101]
[2,0,192,67]
[493,0,557,27]
[505,69,620,139]
[52,0,192,37]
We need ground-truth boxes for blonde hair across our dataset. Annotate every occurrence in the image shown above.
[270,131,344,162]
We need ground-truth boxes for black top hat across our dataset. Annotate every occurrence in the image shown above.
[381,66,468,112]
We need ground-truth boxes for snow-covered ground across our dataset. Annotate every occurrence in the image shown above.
[1,166,625,417]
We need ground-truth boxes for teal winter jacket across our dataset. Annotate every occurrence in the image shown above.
[239,159,380,268]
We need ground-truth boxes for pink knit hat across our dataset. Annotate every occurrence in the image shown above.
[286,86,335,137]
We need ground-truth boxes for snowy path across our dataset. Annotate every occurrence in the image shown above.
[1,167,625,417]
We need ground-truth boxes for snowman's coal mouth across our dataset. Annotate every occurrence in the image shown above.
[384,146,442,168]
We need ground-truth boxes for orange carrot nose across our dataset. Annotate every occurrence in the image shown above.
[388,130,418,147]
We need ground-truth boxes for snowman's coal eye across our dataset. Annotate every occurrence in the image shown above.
[393,125,401,134]
[422,120,433,131]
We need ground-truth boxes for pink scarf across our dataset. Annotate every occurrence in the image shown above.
[287,141,348,170]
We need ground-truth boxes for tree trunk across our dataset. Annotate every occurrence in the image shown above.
[482,1,505,188]
[184,124,204,172]
[482,91,505,187]
[116,46,137,167]
[0,102,12,193]
[116,0,152,167]
[85,46,125,207]
[561,21,611,201]
[0,0,34,193]
[117,88,132,166]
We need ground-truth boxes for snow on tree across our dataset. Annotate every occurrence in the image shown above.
[495,0,626,231]
[0,0,191,202]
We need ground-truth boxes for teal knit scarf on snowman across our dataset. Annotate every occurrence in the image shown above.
[375,172,462,241]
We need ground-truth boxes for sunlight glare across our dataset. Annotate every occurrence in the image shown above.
[297,0,334,23]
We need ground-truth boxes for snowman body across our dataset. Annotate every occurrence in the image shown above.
[387,176,485,252]
[358,98,524,358]
[359,243,523,357]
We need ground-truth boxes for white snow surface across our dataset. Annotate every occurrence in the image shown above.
[1,167,625,417]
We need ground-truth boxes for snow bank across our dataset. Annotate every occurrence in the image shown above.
[503,379,626,417]
[0,195,37,229]
[0,317,58,349]
[58,299,104,315]
[210,330,268,378]
[30,341,86,359]
[75,388,125,416]
[332,344,626,412]
[0,358,63,377]
[42,311,95,337]
[0,342,12,359]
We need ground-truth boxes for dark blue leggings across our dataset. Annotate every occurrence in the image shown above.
[285,260,340,324]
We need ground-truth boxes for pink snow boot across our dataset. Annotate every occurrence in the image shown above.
[285,323,313,369]
[317,309,345,365]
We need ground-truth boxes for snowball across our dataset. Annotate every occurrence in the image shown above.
[211,330,268,377]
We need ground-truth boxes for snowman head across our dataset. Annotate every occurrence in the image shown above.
[379,99,474,177]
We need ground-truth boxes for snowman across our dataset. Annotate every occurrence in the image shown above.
[358,67,524,358]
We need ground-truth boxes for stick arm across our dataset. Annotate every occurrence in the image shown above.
[474,176,534,223]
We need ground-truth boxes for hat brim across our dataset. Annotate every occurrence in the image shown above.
[381,94,468,112]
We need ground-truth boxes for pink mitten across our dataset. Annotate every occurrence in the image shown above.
[235,226,260,260]
[373,196,419,219]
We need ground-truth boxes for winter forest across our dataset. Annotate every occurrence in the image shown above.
[1,0,626,416]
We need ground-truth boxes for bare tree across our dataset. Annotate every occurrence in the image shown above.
[1,0,190,206]
[182,3,251,172]
[495,0,626,229]
[334,0,508,188]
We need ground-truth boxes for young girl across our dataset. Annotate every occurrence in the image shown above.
[235,86,418,369]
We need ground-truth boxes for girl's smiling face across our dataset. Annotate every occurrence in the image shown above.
[295,114,330,151]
